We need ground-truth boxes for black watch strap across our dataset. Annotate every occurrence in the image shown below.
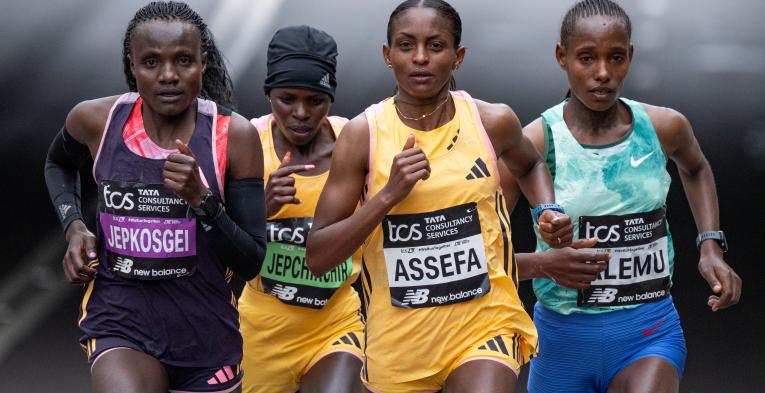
[696,230,728,253]
[190,190,221,221]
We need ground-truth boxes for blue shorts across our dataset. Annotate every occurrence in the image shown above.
[528,297,686,393]
[84,336,242,392]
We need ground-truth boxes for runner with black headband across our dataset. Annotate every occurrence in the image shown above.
[238,25,364,393]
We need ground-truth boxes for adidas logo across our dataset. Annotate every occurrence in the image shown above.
[466,158,491,180]
[58,204,72,219]
[319,72,331,88]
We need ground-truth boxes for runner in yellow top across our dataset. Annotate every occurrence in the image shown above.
[307,1,570,392]
[238,26,363,393]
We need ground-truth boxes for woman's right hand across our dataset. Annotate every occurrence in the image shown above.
[536,237,610,289]
[380,133,430,207]
[63,220,98,284]
[266,151,315,217]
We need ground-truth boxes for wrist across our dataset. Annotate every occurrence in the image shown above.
[696,230,727,253]
[190,190,222,221]
[533,203,564,221]
[64,219,87,241]
[699,239,724,258]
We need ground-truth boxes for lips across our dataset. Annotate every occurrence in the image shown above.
[590,86,614,99]
[156,89,183,102]
[409,70,434,83]
[288,126,312,134]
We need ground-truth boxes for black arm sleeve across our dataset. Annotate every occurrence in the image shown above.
[204,178,267,281]
[44,127,90,232]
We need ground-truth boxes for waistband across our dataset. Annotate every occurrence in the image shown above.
[534,296,675,326]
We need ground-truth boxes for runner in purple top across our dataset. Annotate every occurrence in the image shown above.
[43,2,267,392]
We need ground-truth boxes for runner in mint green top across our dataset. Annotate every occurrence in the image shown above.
[533,97,675,315]
[499,1,741,392]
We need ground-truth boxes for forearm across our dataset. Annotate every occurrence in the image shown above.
[205,178,267,280]
[516,252,544,281]
[678,161,723,256]
[307,192,394,276]
[515,160,555,207]
[679,160,719,232]
[44,127,89,232]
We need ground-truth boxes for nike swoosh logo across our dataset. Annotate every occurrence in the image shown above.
[642,317,665,336]
[630,151,655,167]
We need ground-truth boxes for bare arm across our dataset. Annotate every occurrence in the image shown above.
[648,105,741,311]
[479,101,571,248]
[307,114,430,276]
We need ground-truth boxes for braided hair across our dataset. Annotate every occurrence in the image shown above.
[387,0,462,91]
[560,0,631,47]
[122,1,236,109]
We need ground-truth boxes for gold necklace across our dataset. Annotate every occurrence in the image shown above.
[394,94,450,121]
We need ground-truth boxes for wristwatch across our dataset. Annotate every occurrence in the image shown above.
[190,190,222,221]
[696,230,728,253]
[533,203,565,221]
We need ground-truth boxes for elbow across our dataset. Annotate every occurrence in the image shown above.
[305,237,330,277]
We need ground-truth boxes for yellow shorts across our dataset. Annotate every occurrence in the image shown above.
[240,288,365,393]
[364,332,531,393]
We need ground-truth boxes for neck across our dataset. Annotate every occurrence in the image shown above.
[142,103,198,149]
[394,86,454,131]
[563,95,626,135]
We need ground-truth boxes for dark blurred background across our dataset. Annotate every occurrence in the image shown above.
[0,0,763,392]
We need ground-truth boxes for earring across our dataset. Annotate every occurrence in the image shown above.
[387,64,392,68]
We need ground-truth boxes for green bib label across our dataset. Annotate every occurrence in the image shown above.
[261,218,353,309]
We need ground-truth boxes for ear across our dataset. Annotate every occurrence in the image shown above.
[628,43,634,63]
[128,54,136,76]
[201,51,208,74]
[453,46,466,70]
[555,42,566,69]
[382,43,392,68]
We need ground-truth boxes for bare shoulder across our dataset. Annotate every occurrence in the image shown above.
[334,112,370,170]
[227,111,259,143]
[641,103,691,136]
[65,95,121,148]
[522,117,546,153]
[474,99,520,131]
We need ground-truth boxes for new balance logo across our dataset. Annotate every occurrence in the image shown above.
[58,204,72,219]
[271,284,298,301]
[586,288,618,304]
[113,256,133,274]
[319,72,331,88]
[402,289,429,305]
[466,158,491,180]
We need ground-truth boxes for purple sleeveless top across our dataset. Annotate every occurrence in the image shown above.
[80,93,240,367]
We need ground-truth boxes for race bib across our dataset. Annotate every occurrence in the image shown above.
[577,207,670,307]
[260,218,352,309]
[383,203,490,309]
[98,181,196,280]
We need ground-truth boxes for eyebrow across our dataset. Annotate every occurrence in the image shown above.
[395,32,446,41]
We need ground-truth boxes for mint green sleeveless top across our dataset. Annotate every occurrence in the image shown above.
[533,98,675,315]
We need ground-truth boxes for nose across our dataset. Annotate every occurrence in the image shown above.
[293,102,310,120]
[159,62,179,84]
[594,60,610,82]
[413,44,428,65]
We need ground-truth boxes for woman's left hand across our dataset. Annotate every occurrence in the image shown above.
[538,210,573,248]
[163,139,208,208]
[698,250,741,311]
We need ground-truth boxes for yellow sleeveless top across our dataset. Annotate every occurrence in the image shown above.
[239,114,361,325]
[361,91,537,383]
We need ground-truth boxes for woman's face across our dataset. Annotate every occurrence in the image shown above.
[556,15,632,112]
[384,7,464,100]
[269,88,332,146]
[129,20,206,117]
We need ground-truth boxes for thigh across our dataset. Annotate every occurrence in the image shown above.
[443,360,517,393]
[301,352,364,393]
[91,347,168,393]
[607,357,678,393]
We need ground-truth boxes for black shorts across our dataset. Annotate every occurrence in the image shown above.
[83,336,242,392]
